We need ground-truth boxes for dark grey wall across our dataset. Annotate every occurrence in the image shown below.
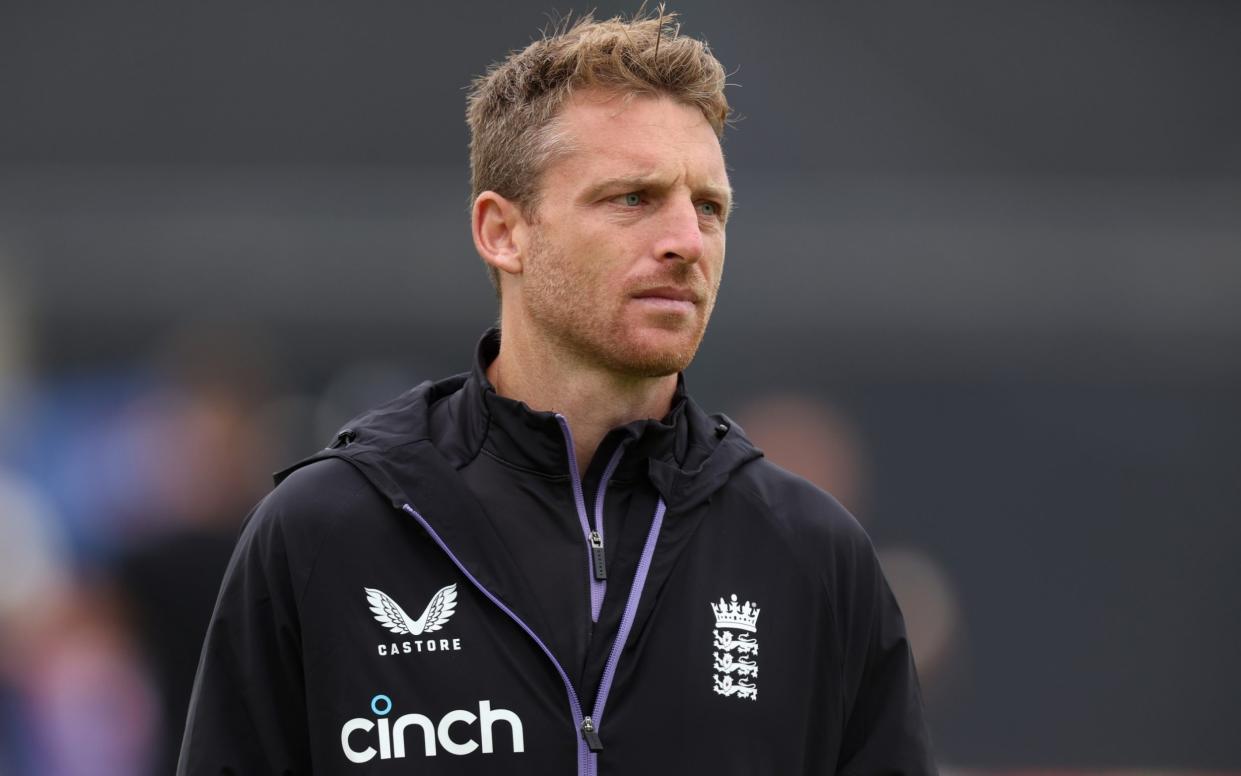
[5,1,1240,173]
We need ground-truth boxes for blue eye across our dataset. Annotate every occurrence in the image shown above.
[698,202,717,216]
[622,192,642,206]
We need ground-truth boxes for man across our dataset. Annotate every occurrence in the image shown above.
[179,11,935,775]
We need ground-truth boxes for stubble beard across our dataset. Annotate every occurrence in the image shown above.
[521,230,717,379]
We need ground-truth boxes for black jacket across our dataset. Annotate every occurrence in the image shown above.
[179,331,935,775]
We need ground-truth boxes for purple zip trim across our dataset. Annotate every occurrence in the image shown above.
[400,504,590,776]
[593,444,627,548]
[584,497,668,776]
[588,444,627,620]
[554,415,626,623]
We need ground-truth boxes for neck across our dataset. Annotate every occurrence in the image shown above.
[486,321,678,474]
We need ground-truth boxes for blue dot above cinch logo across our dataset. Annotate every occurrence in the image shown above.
[371,694,392,716]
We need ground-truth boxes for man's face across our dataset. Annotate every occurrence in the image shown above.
[516,89,731,378]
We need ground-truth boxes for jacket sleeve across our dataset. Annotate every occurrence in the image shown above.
[177,493,313,775]
[833,524,937,775]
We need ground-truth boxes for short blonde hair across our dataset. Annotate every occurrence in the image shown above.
[466,9,732,290]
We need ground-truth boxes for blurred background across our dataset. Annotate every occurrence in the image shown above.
[1,0,1239,773]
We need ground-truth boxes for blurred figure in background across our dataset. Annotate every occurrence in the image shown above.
[0,469,72,775]
[109,325,279,775]
[735,393,966,709]
[734,394,870,516]
[0,258,158,775]
[14,581,158,776]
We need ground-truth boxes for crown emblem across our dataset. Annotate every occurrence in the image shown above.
[711,594,760,632]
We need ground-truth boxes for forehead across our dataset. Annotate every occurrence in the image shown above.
[546,90,728,191]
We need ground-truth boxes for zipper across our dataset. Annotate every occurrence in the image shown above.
[588,531,606,580]
[580,717,603,752]
[401,497,667,776]
[584,499,667,775]
[554,415,626,623]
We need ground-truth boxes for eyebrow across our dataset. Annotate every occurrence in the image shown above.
[581,175,734,213]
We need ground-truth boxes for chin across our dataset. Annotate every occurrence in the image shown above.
[605,328,704,377]
[618,354,690,378]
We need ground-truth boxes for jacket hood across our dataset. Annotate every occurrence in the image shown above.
[276,334,762,515]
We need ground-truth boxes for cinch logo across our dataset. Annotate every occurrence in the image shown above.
[340,694,525,764]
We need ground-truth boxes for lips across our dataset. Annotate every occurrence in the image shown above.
[631,286,700,304]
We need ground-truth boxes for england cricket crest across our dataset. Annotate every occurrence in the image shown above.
[710,594,759,701]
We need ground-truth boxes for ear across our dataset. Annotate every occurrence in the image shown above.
[472,191,528,278]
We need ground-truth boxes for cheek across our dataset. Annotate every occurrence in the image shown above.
[703,237,726,284]
[532,230,616,302]
[569,236,627,287]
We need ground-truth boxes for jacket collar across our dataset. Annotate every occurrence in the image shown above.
[439,328,689,481]
[276,329,761,513]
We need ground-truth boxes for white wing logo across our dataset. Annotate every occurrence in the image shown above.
[365,584,458,636]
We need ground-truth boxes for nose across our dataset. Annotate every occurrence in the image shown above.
[653,197,705,264]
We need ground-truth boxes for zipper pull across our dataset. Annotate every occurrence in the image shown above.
[589,531,607,580]
[580,716,604,752]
